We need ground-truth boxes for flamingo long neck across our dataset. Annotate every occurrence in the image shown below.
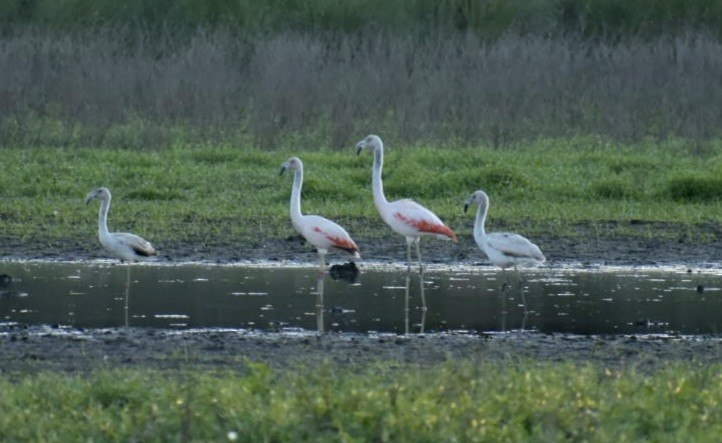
[371,145,388,210]
[97,197,111,239]
[473,198,488,243]
[290,168,304,224]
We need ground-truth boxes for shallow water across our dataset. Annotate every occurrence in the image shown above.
[1,261,721,335]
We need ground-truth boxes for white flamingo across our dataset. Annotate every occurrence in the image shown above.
[464,189,545,269]
[85,187,158,261]
[280,157,360,270]
[85,186,157,327]
[355,134,457,271]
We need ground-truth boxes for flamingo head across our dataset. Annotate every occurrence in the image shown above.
[279,157,303,176]
[464,190,489,213]
[355,134,382,155]
[85,187,111,205]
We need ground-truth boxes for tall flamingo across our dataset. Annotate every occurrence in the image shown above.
[85,186,157,327]
[280,157,360,270]
[355,134,457,271]
[463,189,545,270]
[356,135,456,332]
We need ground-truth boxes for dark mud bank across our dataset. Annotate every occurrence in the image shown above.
[1,326,721,374]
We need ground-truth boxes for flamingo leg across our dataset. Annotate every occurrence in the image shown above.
[516,266,529,331]
[500,283,509,332]
[415,239,427,312]
[404,264,410,335]
[315,269,325,335]
[317,252,327,273]
[124,265,131,328]
[314,252,327,334]
[405,240,413,276]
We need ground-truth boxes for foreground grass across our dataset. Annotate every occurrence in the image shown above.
[1,360,722,441]
[1,137,721,256]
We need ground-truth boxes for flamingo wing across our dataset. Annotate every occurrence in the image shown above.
[113,232,158,257]
[300,215,360,257]
[386,199,457,241]
[486,232,544,262]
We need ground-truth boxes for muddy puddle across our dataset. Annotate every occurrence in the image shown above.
[1,261,721,335]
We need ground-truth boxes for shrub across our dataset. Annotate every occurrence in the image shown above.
[668,176,722,202]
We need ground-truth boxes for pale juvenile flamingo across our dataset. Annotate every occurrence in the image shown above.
[463,189,545,270]
[279,157,360,270]
[464,189,544,328]
[85,187,158,261]
[85,186,157,327]
[355,134,457,271]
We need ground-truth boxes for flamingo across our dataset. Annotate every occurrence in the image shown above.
[279,157,360,270]
[464,190,544,329]
[85,187,158,262]
[463,189,545,270]
[355,134,457,271]
[356,135,456,333]
[86,187,157,327]
[464,189,546,330]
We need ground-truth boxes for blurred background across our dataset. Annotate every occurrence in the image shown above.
[1,0,721,150]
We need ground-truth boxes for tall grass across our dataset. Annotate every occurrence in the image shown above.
[1,29,722,148]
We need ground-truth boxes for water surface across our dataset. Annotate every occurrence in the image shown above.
[1,262,720,335]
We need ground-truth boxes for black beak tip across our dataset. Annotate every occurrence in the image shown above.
[279,167,286,176]
[463,204,469,213]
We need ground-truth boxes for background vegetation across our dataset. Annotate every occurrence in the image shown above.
[1,0,720,253]
[1,0,722,148]
[2,0,722,37]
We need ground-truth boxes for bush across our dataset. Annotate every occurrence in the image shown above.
[591,179,639,200]
[668,176,722,202]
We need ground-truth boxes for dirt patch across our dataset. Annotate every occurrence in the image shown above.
[1,326,720,375]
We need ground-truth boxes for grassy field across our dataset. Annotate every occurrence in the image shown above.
[1,360,721,441]
[2,136,721,257]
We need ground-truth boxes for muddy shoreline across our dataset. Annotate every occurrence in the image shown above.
[3,220,722,266]
[1,221,721,374]
[1,326,721,375]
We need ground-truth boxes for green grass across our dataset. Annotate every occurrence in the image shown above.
[1,360,722,441]
[1,136,721,255]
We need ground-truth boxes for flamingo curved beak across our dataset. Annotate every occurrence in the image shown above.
[279,165,287,176]
[463,202,470,213]
[355,141,365,155]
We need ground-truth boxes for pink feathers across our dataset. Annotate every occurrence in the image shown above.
[393,212,457,242]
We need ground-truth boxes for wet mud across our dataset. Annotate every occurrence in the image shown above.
[1,326,721,375]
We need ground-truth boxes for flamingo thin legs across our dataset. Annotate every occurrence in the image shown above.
[403,238,427,334]
[315,252,326,334]
[124,265,131,328]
